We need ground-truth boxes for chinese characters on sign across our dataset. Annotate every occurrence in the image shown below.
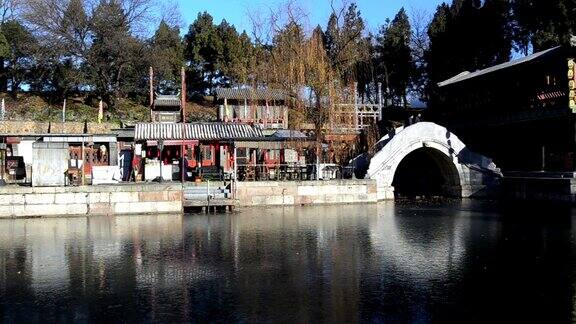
[568,58,576,113]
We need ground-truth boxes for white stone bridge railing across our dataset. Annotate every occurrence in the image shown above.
[360,122,501,200]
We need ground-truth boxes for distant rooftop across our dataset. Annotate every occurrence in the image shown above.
[271,129,308,139]
[438,46,561,87]
[215,88,288,101]
[154,94,181,107]
[135,122,265,141]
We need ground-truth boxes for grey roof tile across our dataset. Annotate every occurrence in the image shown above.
[215,88,288,101]
[135,122,265,141]
[438,46,561,87]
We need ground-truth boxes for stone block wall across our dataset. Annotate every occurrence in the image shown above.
[235,180,378,207]
[500,177,576,203]
[0,180,377,218]
[0,184,183,218]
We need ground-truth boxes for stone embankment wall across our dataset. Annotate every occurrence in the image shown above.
[0,180,378,218]
[501,177,576,203]
[235,180,378,206]
[0,184,183,218]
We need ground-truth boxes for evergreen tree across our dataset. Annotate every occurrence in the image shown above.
[184,12,222,94]
[0,29,9,92]
[1,20,37,97]
[425,0,512,104]
[376,8,413,107]
[150,20,184,93]
[88,0,146,103]
[216,20,252,86]
[323,4,370,86]
[324,13,339,69]
[61,0,90,57]
[237,31,253,84]
[512,0,576,53]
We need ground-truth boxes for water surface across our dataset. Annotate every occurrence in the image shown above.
[0,201,575,323]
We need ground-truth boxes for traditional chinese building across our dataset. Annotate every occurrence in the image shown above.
[0,121,118,186]
[134,122,314,181]
[150,94,182,123]
[433,45,576,173]
[215,88,289,132]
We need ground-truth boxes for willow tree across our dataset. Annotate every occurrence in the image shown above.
[305,26,339,133]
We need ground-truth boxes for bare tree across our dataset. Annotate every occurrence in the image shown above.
[158,0,182,29]
[409,7,431,100]
[22,0,168,46]
[0,0,21,24]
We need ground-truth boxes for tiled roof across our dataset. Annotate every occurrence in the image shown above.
[438,46,561,87]
[154,95,181,107]
[215,88,287,101]
[135,123,265,141]
[271,129,308,139]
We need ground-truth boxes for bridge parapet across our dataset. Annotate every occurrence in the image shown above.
[364,122,501,200]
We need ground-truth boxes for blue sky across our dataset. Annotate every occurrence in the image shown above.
[176,0,445,35]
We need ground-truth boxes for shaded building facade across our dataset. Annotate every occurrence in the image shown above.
[432,46,576,173]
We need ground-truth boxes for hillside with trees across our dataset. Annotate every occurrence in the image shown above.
[0,0,572,124]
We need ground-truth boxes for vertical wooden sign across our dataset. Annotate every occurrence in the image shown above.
[568,59,576,113]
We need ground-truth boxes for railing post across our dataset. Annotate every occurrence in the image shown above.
[378,82,383,121]
[354,82,359,130]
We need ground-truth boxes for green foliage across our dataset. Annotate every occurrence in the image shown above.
[184,12,223,94]
[183,12,255,94]
[0,20,37,96]
[512,0,576,53]
[425,0,512,105]
[88,0,146,100]
[375,8,413,106]
[216,21,252,85]
[112,98,150,123]
[3,0,571,125]
[150,20,184,93]
[0,31,9,58]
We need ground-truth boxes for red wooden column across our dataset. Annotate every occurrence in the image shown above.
[181,67,187,182]
[149,67,154,122]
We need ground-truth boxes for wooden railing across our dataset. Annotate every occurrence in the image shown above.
[219,105,288,128]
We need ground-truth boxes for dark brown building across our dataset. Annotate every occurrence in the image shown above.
[433,46,576,173]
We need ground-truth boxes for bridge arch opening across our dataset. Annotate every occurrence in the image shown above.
[392,147,461,199]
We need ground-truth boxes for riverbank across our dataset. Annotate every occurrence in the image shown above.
[0,179,378,218]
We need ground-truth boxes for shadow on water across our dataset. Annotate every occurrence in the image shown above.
[0,202,575,323]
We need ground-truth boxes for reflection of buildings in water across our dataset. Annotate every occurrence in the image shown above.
[0,215,184,296]
[0,218,84,293]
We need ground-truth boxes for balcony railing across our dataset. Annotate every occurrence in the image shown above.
[219,105,288,129]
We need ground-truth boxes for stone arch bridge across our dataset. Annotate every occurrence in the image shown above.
[355,122,501,200]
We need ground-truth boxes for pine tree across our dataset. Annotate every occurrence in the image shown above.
[425,0,512,104]
[376,8,413,107]
[323,4,370,86]
[512,0,576,53]
[217,20,253,86]
[150,20,184,93]
[88,0,146,102]
[1,20,37,97]
[184,12,223,94]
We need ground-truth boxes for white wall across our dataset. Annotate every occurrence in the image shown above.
[16,140,34,165]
